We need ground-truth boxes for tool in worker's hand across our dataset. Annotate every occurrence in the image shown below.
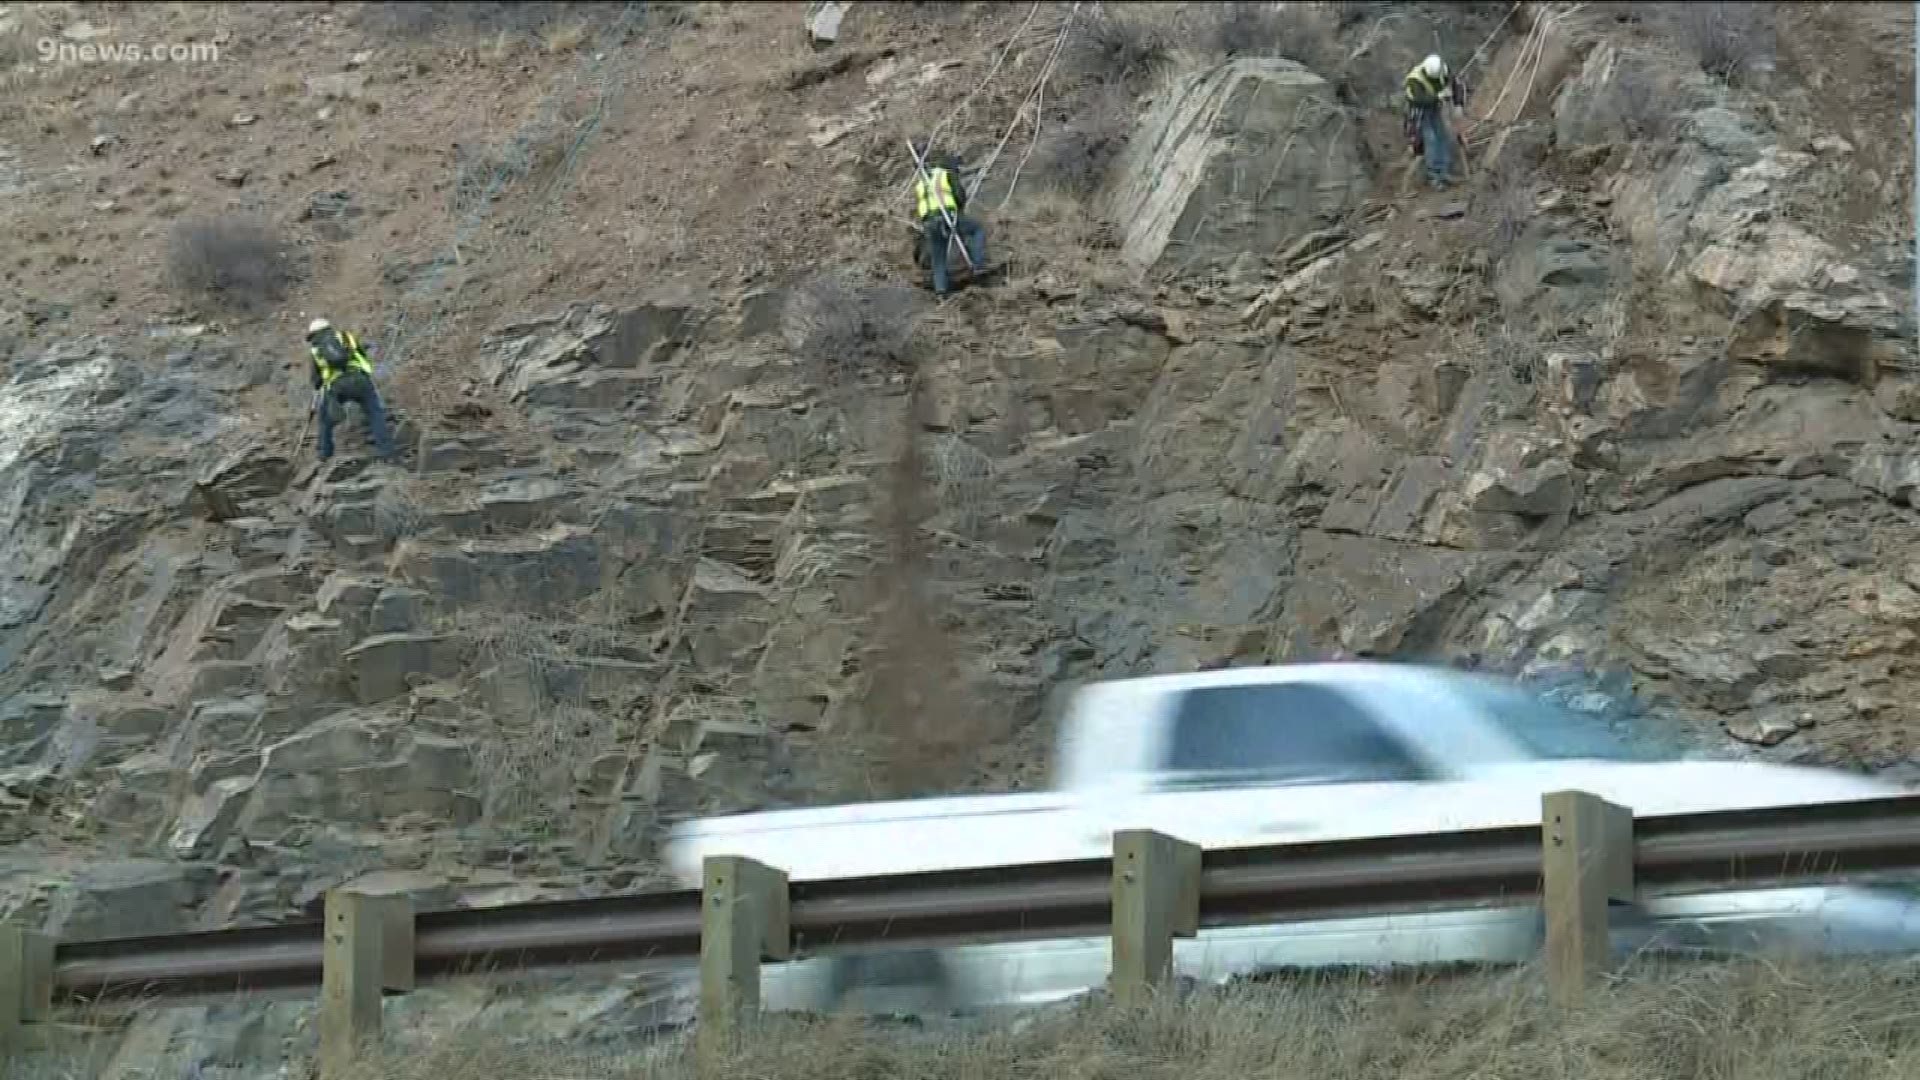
[905,137,977,272]
[293,388,322,459]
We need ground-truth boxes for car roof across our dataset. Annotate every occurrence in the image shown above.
[1078,660,1495,698]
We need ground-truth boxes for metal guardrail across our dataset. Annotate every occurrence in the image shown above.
[37,793,1920,1004]
[9,791,1920,1079]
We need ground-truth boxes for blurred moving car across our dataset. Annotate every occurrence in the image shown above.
[665,662,1920,1014]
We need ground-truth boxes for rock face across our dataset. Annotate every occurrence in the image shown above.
[1108,58,1368,275]
[43,859,198,940]
[2,13,1919,1055]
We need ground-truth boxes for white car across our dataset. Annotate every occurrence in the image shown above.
[665,662,1920,1013]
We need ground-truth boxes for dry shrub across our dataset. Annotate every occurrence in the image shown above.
[1064,8,1172,89]
[371,481,427,541]
[999,184,1124,287]
[1033,78,1136,199]
[456,614,633,830]
[1483,319,1544,393]
[781,273,922,379]
[921,433,997,536]
[1602,53,1675,141]
[337,958,1920,1080]
[1662,2,1775,83]
[165,216,299,311]
[1193,1,1342,75]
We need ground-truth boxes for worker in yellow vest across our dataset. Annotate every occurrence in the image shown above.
[912,142,989,297]
[306,317,395,462]
[1404,54,1467,190]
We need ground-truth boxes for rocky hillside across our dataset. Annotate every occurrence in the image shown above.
[1,0,1916,1019]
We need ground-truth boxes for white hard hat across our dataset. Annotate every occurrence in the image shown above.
[1421,54,1446,80]
[307,317,332,334]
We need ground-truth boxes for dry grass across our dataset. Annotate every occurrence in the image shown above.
[781,273,923,382]
[1565,50,1678,145]
[1190,1,1342,76]
[452,612,640,831]
[1661,1,1777,84]
[1659,545,1749,628]
[1031,77,1135,200]
[1063,8,1174,89]
[543,18,591,54]
[1610,542,1747,650]
[1483,319,1545,396]
[321,958,1920,1080]
[372,479,428,541]
[164,216,300,312]
[1603,53,1677,141]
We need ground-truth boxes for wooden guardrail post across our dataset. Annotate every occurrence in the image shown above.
[698,855,790,1061]
[1,922,55,1063]
[1542,790,1634,1006]
[318,891,413,1080]
[1111,829,1202,1006]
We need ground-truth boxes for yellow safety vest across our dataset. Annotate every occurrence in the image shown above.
[310,330,374,387]
[1405,66,1447,107]
[914,167,959,221]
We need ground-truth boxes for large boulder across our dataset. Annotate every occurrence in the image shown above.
[477,302,692,410]
[1107,58,1367,275]
[1280,533,1512,658]
[0,349,119,636]
[240,712,478,836]
[43,859,198,940]
[192,440,295,522]
[343,632,463,704]
[391,526,605,614]
[1688,218,1909,382]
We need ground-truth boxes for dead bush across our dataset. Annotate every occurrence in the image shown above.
[782,274,922,379]
[371,482,426,541]
[1483,320,1544,390]
[1662,2,1774,83]
[1562,52,1675,146]
[1033,79,1135,199]
[1064,9,1172,88]
[165,216,299,311]
[1604,55,1674,141]
[456,614,639,831]
[921,433,998,536]
[1194,2,1341,75]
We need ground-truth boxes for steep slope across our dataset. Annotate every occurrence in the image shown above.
[0,0,1915,981]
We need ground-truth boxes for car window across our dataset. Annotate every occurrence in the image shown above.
[1444,678,1668,762]
[1158,683,1431,789]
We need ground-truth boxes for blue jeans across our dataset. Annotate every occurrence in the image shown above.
[318,371,395,461]
[923,215,987,295]
[1417,106,1453,186]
